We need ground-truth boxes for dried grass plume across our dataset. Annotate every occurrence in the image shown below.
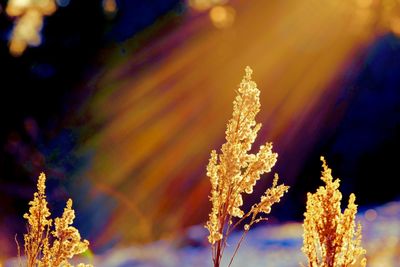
[23,172,92,267]
[205,66,289,267]
[302,157,367,267]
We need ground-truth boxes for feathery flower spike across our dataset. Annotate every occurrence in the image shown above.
[302,157,367,267]
[23,172,92,267]
[205,66,289,267]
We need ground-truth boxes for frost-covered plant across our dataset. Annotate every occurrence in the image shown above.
[23,172,91,267]
[205,66,289,267]
[302,157,367,267]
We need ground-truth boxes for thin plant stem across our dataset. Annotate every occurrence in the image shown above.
[14,234,22,267]
[227,230,248,267]
[226,210,253,236]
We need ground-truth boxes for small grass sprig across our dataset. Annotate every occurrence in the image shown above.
[23,172,92,267]
[302,157,367,267]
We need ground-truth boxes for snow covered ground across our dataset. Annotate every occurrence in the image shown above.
[6,201,400,267]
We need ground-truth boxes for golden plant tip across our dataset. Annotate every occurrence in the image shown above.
[37,172,47,196]
[272,173,279,187]
[320,156,327,168]
[244,66,253,79]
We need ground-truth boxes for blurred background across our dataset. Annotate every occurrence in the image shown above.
[0,0,399,265]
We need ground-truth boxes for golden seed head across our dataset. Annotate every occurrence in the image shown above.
[205,67,288,244]
[302,157,367,267]
[23,173,92,267]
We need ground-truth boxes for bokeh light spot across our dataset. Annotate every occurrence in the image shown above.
[365,209,378,222]
[209,5,235,29]
[56,0,70,7]
[103,0,117,15]
[189,0,212,11]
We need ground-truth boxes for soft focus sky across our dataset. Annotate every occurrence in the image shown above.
[1,0,400,260]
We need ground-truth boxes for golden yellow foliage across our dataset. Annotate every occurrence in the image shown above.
[23,173,91,267]
[302,157,367,267]
[205,66,289,266]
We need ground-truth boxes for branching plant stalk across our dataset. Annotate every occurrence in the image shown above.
[22,173,92,267]
[302,157,367,267]
[205,67,289,267]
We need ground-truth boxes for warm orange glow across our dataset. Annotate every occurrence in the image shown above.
[9,10,43,56]
[189,0,228,11]
[351,0,400,35]
[80,0,386,244]
[209,5,235,29]
[6,0,56,16]
[103,0,117,14]
[390,16,400,35]
[355,0,374,9]
[189,0,212,11]
[6,0,31,16]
